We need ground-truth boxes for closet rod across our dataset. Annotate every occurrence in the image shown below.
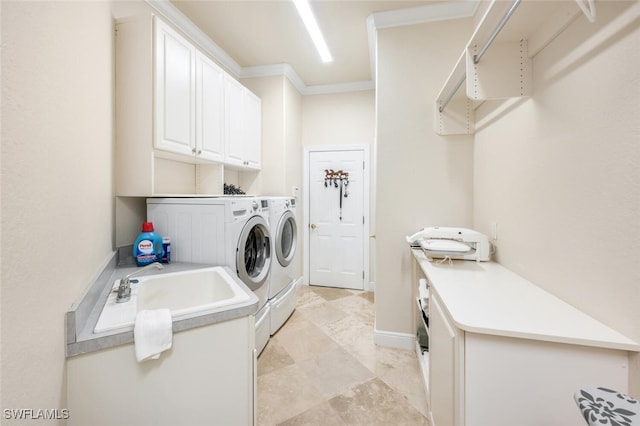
[439,0,521,113]
[438,73,466,113]
[473,0,522,64]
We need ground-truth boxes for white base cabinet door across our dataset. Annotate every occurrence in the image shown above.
[429,292,464,426]
[67,316,256,426]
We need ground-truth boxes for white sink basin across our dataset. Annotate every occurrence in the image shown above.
[94,267,252,333]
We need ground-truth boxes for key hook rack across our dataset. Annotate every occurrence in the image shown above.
[323,169,349,189]
[323,169,350,220]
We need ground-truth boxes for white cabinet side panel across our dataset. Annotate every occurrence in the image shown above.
[464,333,629,426]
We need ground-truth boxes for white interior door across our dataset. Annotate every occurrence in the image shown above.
[308,149,364,290]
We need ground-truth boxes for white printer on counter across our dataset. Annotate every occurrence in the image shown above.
[406,226,492,262]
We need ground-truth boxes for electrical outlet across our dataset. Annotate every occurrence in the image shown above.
[491,222,498,240]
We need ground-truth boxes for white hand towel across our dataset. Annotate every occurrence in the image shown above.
[134,309,173,362]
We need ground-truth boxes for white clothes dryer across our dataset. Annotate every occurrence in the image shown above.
[266,197,300,335]
[146,197,272,354]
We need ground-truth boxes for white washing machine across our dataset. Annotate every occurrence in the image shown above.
[146,197,272,354]
[267,197,300,335]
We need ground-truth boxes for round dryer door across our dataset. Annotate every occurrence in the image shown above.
[236,215,271,291]
[275,210,297,267]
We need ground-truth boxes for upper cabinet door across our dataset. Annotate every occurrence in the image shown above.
[224,75,246,167]
[196,51,224,162]
[154,19,196,157]
[243,91,262,170]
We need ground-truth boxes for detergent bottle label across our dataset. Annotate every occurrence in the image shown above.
[137,239,154,254]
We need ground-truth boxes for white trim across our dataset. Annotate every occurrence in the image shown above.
[241,65,373,95]
[374,326,416,350]
[303,145,370,291]
[370,0,479,30]
[146,0,480,95]
[240,63,306,92]
[303,80,374,96]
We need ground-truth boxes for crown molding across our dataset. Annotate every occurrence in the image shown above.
[370,0,479,30]
[146,0,479,95]
[240,63,306,93]
[240,64,374,95]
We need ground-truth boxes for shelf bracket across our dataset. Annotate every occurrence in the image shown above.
[575,0,596,23]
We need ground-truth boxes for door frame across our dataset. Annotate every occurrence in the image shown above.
[303,145,371,290]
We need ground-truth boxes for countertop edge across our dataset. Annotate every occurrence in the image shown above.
[412,248,640,352]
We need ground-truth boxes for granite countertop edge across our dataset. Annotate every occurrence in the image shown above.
[66,250,258,358]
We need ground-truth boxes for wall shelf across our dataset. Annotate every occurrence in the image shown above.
[434,0,590,135]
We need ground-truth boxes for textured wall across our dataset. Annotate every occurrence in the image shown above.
[473,1,640,392]
[375,19,474,336]
[1,1,115,420]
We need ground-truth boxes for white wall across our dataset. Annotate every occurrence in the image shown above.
[473,1,640,392]
[301,91,375,148]
[375,20,474,336]
[1,0,115,420]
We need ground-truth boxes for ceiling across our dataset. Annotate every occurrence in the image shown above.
[160,0,479,93]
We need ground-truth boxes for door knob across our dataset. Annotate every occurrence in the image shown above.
[310,224,317,230]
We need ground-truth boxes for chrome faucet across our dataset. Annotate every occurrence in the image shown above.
[116,262,164,303]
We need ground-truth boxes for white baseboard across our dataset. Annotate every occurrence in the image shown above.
[367,281,376,292]
[373,324,415,350]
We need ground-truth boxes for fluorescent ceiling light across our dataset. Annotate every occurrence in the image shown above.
[292,0,333,63]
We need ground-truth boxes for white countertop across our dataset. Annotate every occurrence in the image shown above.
[412,249,639,352]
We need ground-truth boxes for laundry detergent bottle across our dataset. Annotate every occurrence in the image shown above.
[133,222,163,266]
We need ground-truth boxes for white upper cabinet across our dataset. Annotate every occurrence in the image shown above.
[244,90,262,170]
[154,19,196,157]
[224,75,262,170]
[114,14,261,196]
[155,17,258,168]
[224,75,245,167]
[196,51,225,162]
[155,19,225,162]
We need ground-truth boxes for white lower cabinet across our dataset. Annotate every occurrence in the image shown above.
[67,316,255,426]
[428,289,630,426]
[429,293,464,426]
[413,249,637,426]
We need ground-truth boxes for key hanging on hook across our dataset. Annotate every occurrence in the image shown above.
[339,179,343,220]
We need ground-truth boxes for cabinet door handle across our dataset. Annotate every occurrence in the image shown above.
[310,224,317,230]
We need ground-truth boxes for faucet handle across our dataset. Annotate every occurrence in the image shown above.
[116,262,163,303]
[116,278,132,303]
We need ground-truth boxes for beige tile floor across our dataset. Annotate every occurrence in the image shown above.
[257,285,431,425]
